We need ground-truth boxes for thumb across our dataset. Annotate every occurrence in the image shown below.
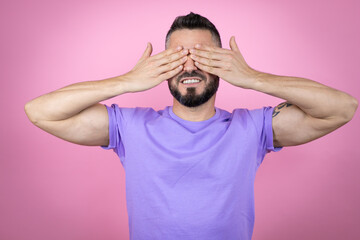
[229,36,240,53]
[140,42,153,60]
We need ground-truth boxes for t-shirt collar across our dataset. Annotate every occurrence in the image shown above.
[168,105,220,125]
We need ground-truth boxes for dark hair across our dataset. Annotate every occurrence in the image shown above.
[165,12,222,48]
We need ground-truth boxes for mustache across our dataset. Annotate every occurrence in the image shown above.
[176,71,206,83]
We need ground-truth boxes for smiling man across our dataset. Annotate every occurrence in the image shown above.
[167,29,220,112]
[25,12,357,240]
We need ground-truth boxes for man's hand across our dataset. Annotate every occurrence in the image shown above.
[121,43,189,93]
[189,36,257,89]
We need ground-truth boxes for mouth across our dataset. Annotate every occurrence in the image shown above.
[180,77,203,87]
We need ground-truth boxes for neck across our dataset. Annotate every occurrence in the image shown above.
[172,95,216,121]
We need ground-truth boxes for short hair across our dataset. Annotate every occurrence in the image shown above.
[165,12,222,48]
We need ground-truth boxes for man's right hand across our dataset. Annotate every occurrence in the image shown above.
[25,43,188,146]
[121,43,189,93]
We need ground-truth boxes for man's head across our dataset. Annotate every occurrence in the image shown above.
[165,12,222,49]
[165,12,221,108]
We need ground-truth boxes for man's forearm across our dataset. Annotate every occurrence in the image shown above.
[249,72,358,120]
[25,44,186,124]
[25,75,127,123]
[189,41,358,120]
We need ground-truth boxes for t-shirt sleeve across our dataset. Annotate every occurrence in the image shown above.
[249,107,282,166]
[100,104,132,160]
[261,106,283,154]
[246,106,282,166]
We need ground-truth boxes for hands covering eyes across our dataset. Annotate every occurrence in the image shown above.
[121,36,258,93]
[188,36,258,89]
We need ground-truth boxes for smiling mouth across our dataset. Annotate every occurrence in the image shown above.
[180,78,203,85]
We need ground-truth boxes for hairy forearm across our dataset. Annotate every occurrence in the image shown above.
[250,71,358,120]
[25,75,126,122]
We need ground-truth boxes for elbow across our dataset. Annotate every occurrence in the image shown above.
[24,101,39,125]
[342,95,358,123]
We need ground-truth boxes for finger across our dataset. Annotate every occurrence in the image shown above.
[156,56,188,75]
[140,42,153,60]
[194,43,231,54]
[152,45,183,61]
[229,36,246,62]
[158,65,184,81]
[229,36,240,53]
[155,48,188,67]
[189,48,224,61]
[194,61,220,76]
[190,54,227,69]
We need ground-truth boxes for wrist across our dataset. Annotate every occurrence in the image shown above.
[240,68,265,90]
[102,75,129,96]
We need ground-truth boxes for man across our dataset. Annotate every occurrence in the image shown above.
[25,12,357,240]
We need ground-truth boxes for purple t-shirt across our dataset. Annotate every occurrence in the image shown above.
[101,104,282,240]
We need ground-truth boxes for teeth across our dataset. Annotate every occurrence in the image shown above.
[183,79,200,84]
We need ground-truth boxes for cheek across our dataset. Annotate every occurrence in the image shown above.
[204,74,214,84]
[201,71,213,80]
[168,78,179,90]
[170,77,177,85]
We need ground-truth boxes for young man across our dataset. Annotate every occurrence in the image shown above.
[25,12,357,240]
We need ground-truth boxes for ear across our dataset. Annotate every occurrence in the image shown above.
[140,42,153,60]
[229,36,240,53]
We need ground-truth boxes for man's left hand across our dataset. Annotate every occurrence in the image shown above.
[189,36,258,89]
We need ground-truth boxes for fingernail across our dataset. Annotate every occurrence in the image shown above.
[195,44,201,48]
[189,49,195,53]
[177,46,182,51]
[182,49,188,55]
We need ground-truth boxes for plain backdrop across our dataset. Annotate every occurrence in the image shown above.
[1,0,359,239]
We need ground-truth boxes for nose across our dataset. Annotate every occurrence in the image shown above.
[183,54,198,72]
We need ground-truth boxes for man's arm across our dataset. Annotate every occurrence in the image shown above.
[188,37,358,147]
[25,43,189,146]
[251,73,358,147]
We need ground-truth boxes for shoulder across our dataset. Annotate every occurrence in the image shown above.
[231,106,273,119]
[105,104,167,122]
[230,106,275,129]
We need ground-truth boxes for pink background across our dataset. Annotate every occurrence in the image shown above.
[1,0,359,239]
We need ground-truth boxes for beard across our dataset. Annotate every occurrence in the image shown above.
[168,70,219,108]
